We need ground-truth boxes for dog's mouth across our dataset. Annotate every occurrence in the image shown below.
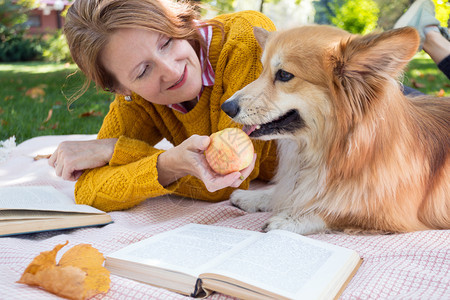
[242,109,304,138]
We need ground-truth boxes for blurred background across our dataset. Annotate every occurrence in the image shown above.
[0,0,449,143]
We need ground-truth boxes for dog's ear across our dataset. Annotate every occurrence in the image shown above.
[253,27,271,49]
[329,27,419,117]
[332,27,419,80]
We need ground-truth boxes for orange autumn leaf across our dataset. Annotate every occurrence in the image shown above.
[20,241,68,277]
[34,154,52,161]
[25,87,46,99]
[410,79,425,89]
[436,89,445,97]
[43,109,53,123]
[18,241,110,300]
[21,265,87,299]
[426,75,436,82]
[59,244,111,298]
[78,110,103,118]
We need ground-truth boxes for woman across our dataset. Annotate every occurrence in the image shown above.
[49,0,278,211]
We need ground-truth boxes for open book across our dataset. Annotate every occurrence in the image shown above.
[0,185,112,236]
[105,224,362,299]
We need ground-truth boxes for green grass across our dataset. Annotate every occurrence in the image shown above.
[403,52,450,96]
[0,62,113,144]
[0,57,448,144]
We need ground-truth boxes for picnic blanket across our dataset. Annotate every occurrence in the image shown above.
[0,134,449,300]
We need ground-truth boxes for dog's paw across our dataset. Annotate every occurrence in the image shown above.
[229,189,272,213]
[264,212,327,235]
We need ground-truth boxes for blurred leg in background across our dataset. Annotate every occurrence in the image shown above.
[394,0,450,80]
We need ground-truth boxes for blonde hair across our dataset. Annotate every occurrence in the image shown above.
[64,0,218,102]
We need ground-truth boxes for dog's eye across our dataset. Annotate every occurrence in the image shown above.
[275,69,294,82]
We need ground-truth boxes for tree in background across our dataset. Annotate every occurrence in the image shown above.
[259,0,302,13]
[0,0,36,40]
[313,0,335,24]
[199,0,235,14]
[199,0,302,14]
[0,0,42,61]
[329,0,379,34]
[374,0,413,30]
[432,0,450,27]
[321,0,448,31]
[313,0,380,34]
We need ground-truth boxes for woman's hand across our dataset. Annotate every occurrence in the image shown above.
[48,138,118,181]
[157,135,256,192]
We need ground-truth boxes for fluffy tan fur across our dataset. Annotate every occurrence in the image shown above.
[226,25,449,234]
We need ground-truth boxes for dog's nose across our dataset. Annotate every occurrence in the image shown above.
[221,100,240,118]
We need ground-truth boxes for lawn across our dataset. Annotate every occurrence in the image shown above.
[402,52,450,96]
[0,54,448,144]
[0,62,113,144]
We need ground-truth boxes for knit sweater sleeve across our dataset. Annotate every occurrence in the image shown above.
[74,95,169,212]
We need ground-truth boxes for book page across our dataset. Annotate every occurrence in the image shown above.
[0,186,105,214]
[0,210,104,220]
[204,229,359,299]
[106,224,262,278]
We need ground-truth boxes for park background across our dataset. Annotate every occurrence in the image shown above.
[1,0,449,144]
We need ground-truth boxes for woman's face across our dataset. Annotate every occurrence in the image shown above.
[101,28,203,105]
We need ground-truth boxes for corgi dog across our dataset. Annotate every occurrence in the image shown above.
[221,25,450,234]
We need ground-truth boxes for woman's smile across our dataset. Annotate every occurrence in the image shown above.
[168,65,187,90]
[101,28,202,105]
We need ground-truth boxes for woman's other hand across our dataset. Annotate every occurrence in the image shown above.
[48,138,118,181]
[157,135,256,192]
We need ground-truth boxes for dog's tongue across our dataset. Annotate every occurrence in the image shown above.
[242,125,258,135]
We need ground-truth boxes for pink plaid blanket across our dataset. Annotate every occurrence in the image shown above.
[0,135,449,299]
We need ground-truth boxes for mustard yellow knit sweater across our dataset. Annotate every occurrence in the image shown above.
[74,11,278,211]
